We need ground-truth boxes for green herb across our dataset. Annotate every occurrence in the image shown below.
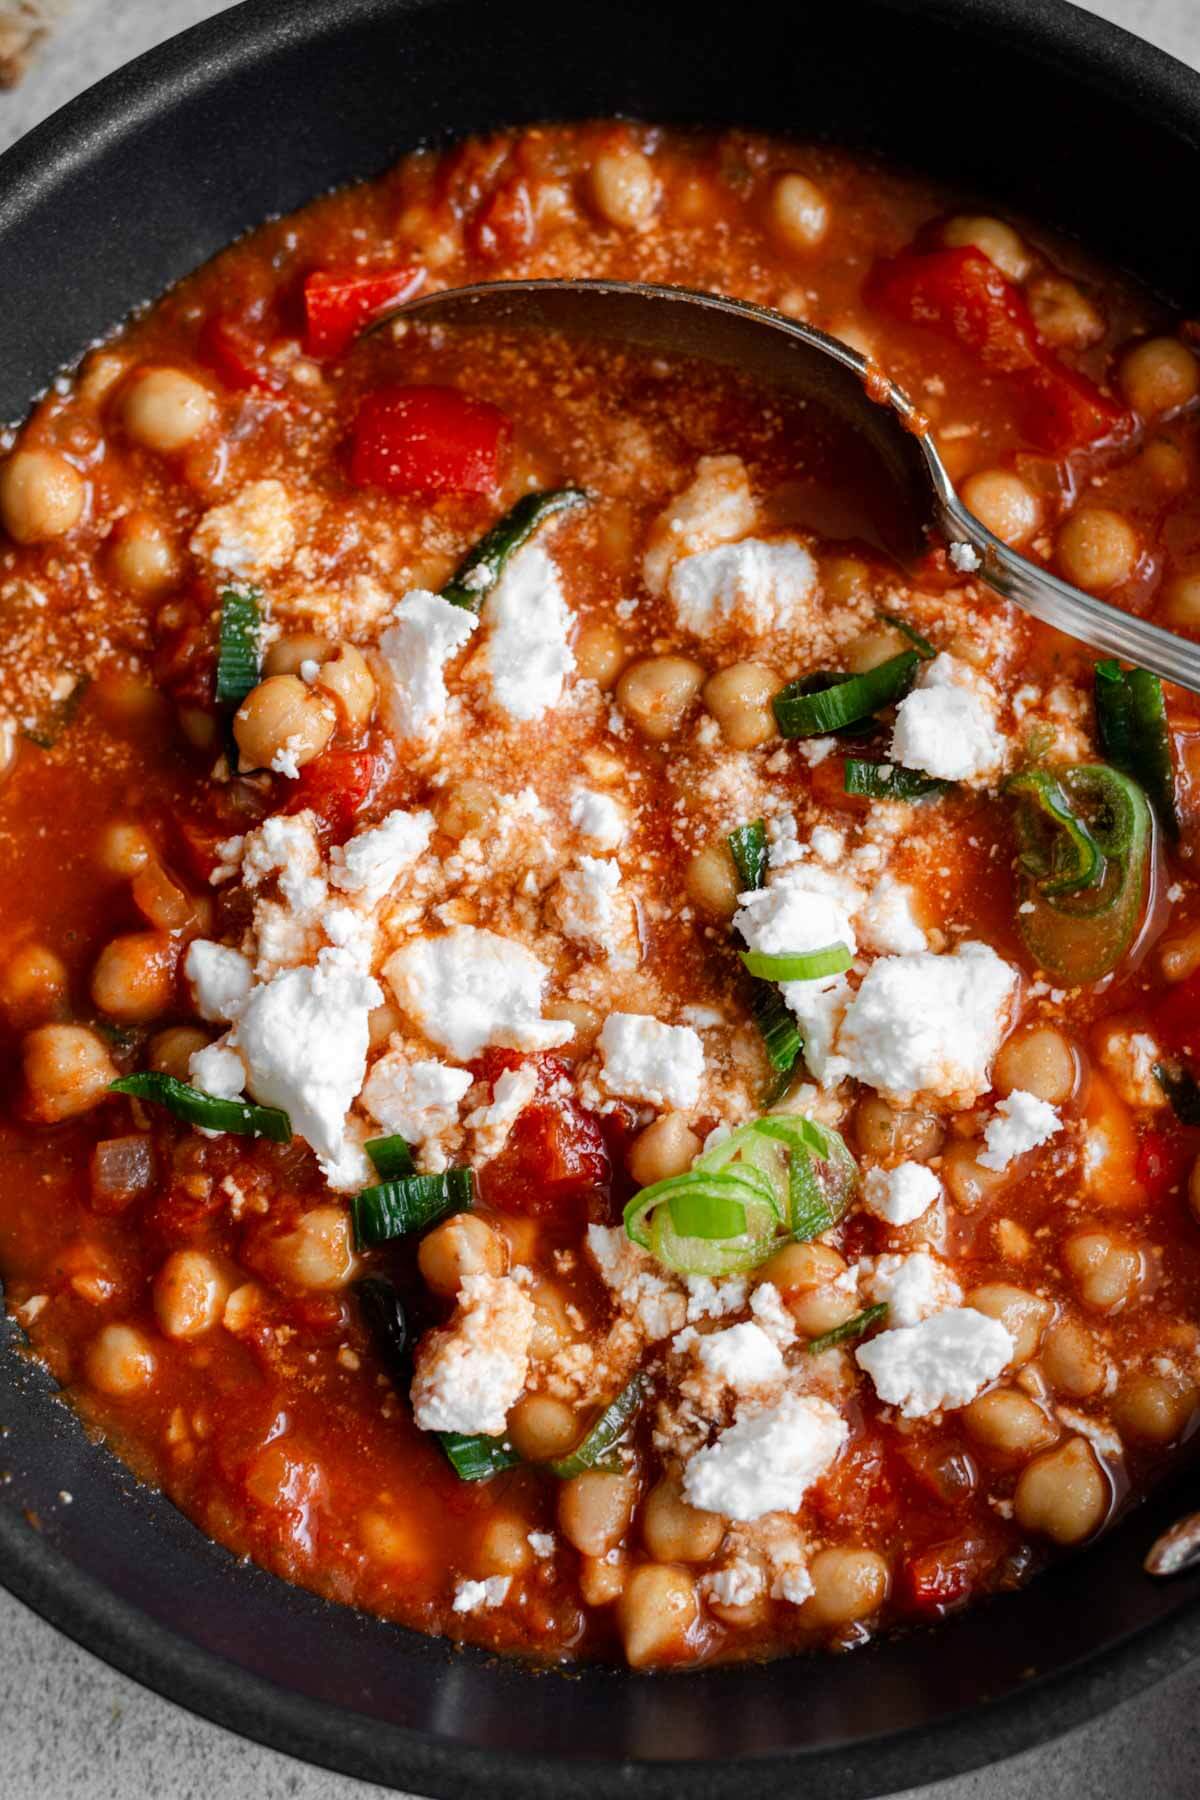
[843,759,948,802]
[23,673,91,749]
[438,1432,521,1482]
[548,1378,642,1479]
[727,819,768,892]
[214,586,263,706]
[364,1135,415,1180]
[773,650,918,738]
[879,612,935,658]
[441,488,588,612]
[1005,767,1105,897]
[352,1169,475,1248]
[807,1302,888,1355]
[741,943,852,983]
[355,1276,409,1381]
[109,1072,291,1141]
[1095,659,1179,838]
[1154,1062,1200,1127]
[750,982,803,1074]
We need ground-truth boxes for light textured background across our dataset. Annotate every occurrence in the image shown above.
[2,0,1200,1794]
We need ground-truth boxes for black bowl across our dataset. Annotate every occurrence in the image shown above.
[2,1,1200,1793]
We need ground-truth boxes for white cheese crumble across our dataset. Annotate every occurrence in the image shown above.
[668,537,819,642]
[948,541,981,573]
[188,1039,247,1100]
[481,545,575,721]
[598,1012,704,1110]
[451,1575,511,1613]
[683,1394,848,1520]
[859,1251,963,1328]
[734,863,858,964]
[361,1051,472,1142]
[410,1271,534,1437]
[464,1063,540,1162]
[329,808,433,906]
[527,1532,556,1559]
[856,1308,1014,1418]
[978,1089,1062,1171]
[553,856,639,968]
[569,787,627,850]
[641,454,757,596]
[890,653,1007,782]
[190,479,296,578]
[685,1276,750,1322]
[703,1560,766,1609]
[385,925,573,1061]
[184,939,253,1023]
[695,1321,785,1391]
[377,588,478,741]
[836,940,1017,1099]
[855,873,928,955]
[586,1224,686,1341]
[863,1161,941,1226]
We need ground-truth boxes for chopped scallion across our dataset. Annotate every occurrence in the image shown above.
[355,1276,409,1382]
[441,488,588,611]
[364,1134,415,1180]
[741,943,852,983]
[548,1378,642,1478]
[108,1072,291,1141]
[1005,767,1105,897]
[807,1302,888,1354]
[1154,1062,1200,1127]
[1095,659,1179,838]
[773,650,918,738]
[727,819,768,892]
[439,1431,521,1482]
[668,1187,748,1240]
[214,586,263,706]
[878,612,935,658]
[352,1168,475,1248]
[843,759,948,802]
[750,983,803,1074]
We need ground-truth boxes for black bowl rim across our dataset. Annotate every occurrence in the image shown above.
[1,0,1200,1793]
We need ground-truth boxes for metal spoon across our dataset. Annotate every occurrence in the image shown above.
[374,278,1200,698]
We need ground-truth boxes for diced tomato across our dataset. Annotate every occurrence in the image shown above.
[475,1051,611,1220]
[197,314,280,392]
[301,264,423,360]
[348,384,511,497]
[176,816,236,883]
[467,178,536,262]
[899,1533,995,1616]
[1136,1126,1193,1201]
[1149,971,1200,1057]
[810,1434,894,1528]
[1014,358,1128,456]
[285,749,375,843]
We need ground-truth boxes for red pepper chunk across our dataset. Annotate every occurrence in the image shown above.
[302,265,423,360]
[899,1535,993,1617]
[197,314,280,393]
[348,384,511,497]
[286,749,376,843]
[474,1050,610,1220]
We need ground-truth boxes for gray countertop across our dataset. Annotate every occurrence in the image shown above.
[2,1,1200,1794]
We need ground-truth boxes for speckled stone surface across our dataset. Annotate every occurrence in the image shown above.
[2,1,1200,1794]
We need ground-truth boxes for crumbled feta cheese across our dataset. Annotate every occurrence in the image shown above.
[184,939,253,1023]
[734,863,859,964]
[598,1012,704,1110]
[668,537,819,642]
[527,1532,556,1559]
[188,1039,247,1100]
[809,825,845,864]
[685,1276,749,1322]
[411,1271,534,1436]
[377,588,478,741]
[855,873,928,955]
[695,1321,785,1391]
[748,1281,797,1347]
[683,1394,848,1520]
[978,1089,1062,1171]
[859,1251,963,1327]
[586,1224,687,1341]
[231,948,381,1185]
[794,736,837,766]
[329,808,434,906]
[891,653,1006,781]
[642,454,757,596]
[242,810,326,913]
[552,856,639,968]
[464,1063,540,1161]
[784,978,851,1085]
[703,1560,766,1609]
[948,540,981,573]
[269,735,306,780]
[856,1308,1013,1418]
[190,479,296,578]
[451,1575,511,1613]
[385,925,573,1061]
[569,787,627,850]
[481,546,575,721]
[361,1051,472,1141]
[836,940,1017,1099]
[863,1161,941,1226]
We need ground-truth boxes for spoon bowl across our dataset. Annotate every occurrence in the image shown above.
[377,279,1200,697]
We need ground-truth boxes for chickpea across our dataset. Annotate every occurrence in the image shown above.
[960,469,1042,547]
[1014,1437,1108,1544]
[1055,508,1139,593]
[94,820,154,881]
[121,366,216,452]
[0,448,86,543]
[508,1393,580,1462]
[768,172,830,252]
[702,662,778,749]
[109,512,178,594]
[263,633,333,677]
[418,1213,504,1297]
[1041,1316,1106,1398]
[149,1024,211,1082]
[84,1322,157,1398]
[154,1249,232,1340]
[758,1241,857,1335]
[315,643,376,729]
[542,998,602,1051]
[615,655,705,741]
[942,214,1029,281]
[1160,925,1200,985]
[360,1508,425,1569]
[589,149,659,232]
[964,1388,1057,1457]
[684,841,740,919]
[557,1470,638,1557]
[367,1001,402,1052]
[843,625,908,674]
[527,1279,574,1361]
[967,1283,1052,1366]
[574,623,627,688]
[1160,574,1200,631]
[628,1113,701,1187]
[580,1552,626,1606]
[993,1024,1077,1105]
[1062,1229,1144,1313]
[942,1138,1008,1213]
[1094,1019,1166,1109]
[90,930,176,1024]
[131,860,202,935]
[1117,336,1200,418]
[822,556,871,605]
[22,1023,117,1122]
[476,1512,535,1576]
[1113,1372,1196,1444]
[233,673,335,773]
[642,1474,725,1564]
[617,1564,699,1668]
[805,1547,890,1627]
[434,779,498,841]
[1142,437,1190,493]
[853,1095,945,1163]
[1027,276,1105,350]
[0,941,67,1027]
[266,1205,358,1292]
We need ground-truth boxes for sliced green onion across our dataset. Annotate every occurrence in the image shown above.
[807,1302,888,1355]
[1005,767,1105,897]
[741,943,852,983]
[727,819,768,892]
[747,1114,859,1241]
[355,1275,409,1381]
[352,1169,475,1248]
[668,1188,747,1239]
[23,673,91,750]
[1094,659,1135,770]
[214,586,263,706]
[441,488,588,612]
[364,1134,415,1180]
[773,650,918,738]
[548,1378,642,1479]
[438,1431,521,1482]
[1154,1062,1200,1127]
[879,612,935,658]
[108,1072,291,1141]
[750,982,803,1074]
[1095,659,1179,838]
[843,759,948,802]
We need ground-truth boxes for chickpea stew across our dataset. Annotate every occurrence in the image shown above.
[2,121,1200,1672]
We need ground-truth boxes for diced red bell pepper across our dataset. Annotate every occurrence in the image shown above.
[348,384,511,497]
[1136,1126,1192,1202]
[899,1534,994,1616]
[197,314,280,393]
[1013,359,1128,456]
[286,749,376,843]
[302,264,423,360]
[1148,970,1200,1056]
